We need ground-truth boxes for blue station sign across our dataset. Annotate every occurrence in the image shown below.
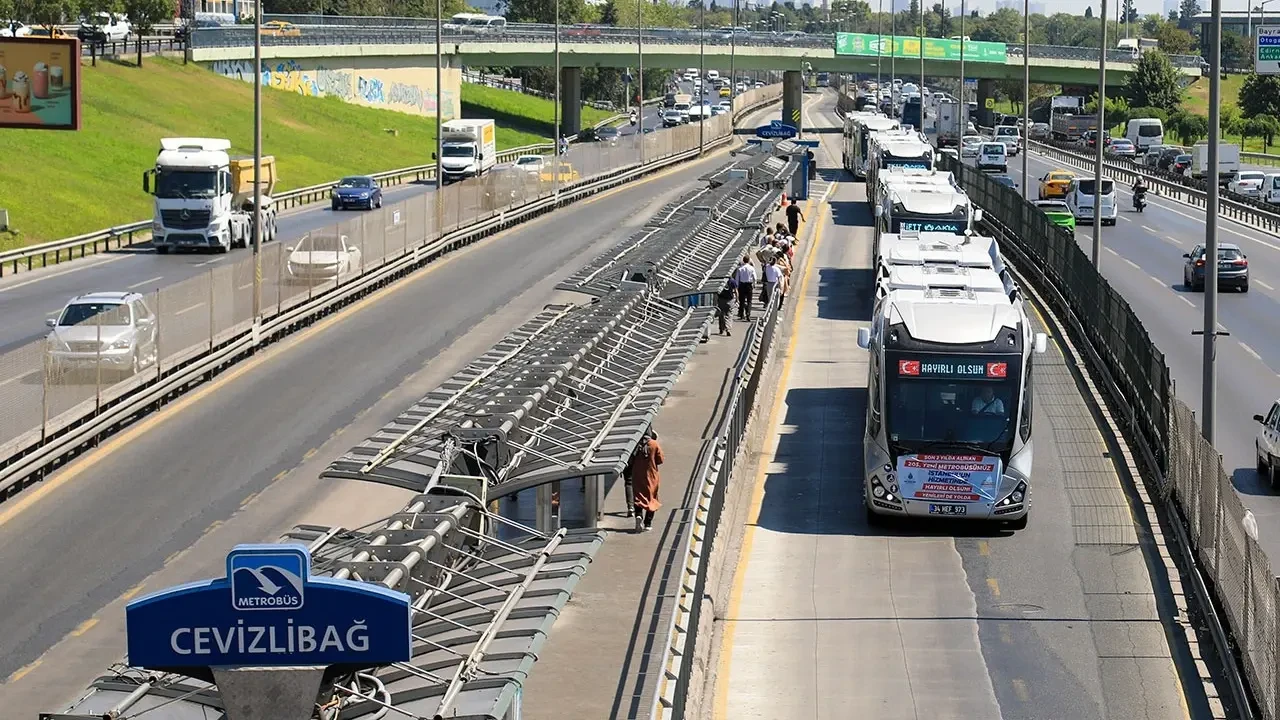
[126,544,412,672]
[755,120,798,139]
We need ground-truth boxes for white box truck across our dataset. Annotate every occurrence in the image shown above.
[935,98,960,148]
[142,138,277,254]
[438,119,497,182]
[1191,142,1241,184]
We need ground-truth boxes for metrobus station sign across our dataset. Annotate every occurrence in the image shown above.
[1258,27,1280,74]
[756,120,798,139]
[835,33,1007,63]
[126,544,412,675]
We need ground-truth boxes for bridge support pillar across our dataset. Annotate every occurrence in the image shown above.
[782,70,803,131]
[561,66,582,138]
[536,481,561,532]
[977,78,998,127]
[583,474,604,526]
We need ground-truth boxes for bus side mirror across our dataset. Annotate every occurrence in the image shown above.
[857,327,871,349]
[1034,332,1048,354]
[142,170,152,195]
[973,208,984,223]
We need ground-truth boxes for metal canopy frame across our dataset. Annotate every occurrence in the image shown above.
[52,496,606,720]
[323,289,713,498]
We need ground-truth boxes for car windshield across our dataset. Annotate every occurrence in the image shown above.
[598,127,618,138]
[1038,202,1069,211]
[442,146,474,157]
[1112,140,1132,147]
[1220,247,1243,260]
[1176,154,1192,163]
[296,234,346,253]
[516,156,541,165]
[1138,124,1162,137]
[155,169,216,199]
[59,302,130,327]
[337,177,371,188]
[884,354,1020,454]
[981,144,1005,155]
[1076,179,1114,195]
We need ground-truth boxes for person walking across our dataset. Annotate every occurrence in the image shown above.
[762,257,783,308]
[630,428,665,532]
[734,256,756,319]
[716,278,736,336]
[786,201,806,237]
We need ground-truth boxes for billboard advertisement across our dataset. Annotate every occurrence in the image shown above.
[835,33,1007,63]
[0,37,81,130]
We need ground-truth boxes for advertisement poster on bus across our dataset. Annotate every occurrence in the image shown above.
[895,454,1001,504]
[0,37,81,130]
[835,33,1007,63]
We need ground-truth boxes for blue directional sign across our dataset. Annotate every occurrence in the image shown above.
[755,120,799,139]
[126,544,412,671]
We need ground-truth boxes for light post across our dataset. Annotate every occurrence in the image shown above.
[252,0,262,320]
[1200,0,1224,443]
[434,0,443,235]
[638,0,644,163]
[1021,0,1029,201]
[699,0,705,155]
[1092,0,1108,269]
[730,0,738,106]
[876,0,884,92]
[554,0,560,198]
[1261,0,1277,35]
[959,0,965,132]
[918,0,924,105]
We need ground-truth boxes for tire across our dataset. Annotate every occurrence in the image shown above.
[155,245,170,255]
[1270,458,1278,490]
[1241,282,1250,293]
[375,196,383,209]
[1007,512,1029,530]
[217,242,231,254]
[1259,444,1269,475]
[1195,280,1204,292]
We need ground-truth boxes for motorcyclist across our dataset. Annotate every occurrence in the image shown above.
[559,137,570,155]
[629,109,638,126]
[1133,177,1148,205]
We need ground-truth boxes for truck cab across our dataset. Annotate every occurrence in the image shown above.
[143,138,276,254]
[438,119,497,182]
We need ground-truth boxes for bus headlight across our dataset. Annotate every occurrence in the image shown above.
[1012,490,1024,503]
[873,485,886,499]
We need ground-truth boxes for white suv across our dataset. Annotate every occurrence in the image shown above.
[1257,399,1280,487]
[977,142,1008,173]
[45,292,157,380]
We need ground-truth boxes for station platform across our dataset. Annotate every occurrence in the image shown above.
[707,177,1198,719]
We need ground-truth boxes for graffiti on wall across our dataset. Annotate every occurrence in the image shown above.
[206,58,458,120]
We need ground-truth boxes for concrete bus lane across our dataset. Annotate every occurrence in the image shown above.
[711,174,1200,720]
[0,100,787,713]
[1004,151,1280,557]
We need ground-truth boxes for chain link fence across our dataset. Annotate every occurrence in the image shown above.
[0,87,775,469]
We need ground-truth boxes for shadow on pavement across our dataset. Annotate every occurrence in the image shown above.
[817,267,874,321]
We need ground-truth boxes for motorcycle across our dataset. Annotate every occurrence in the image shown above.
[630,113,637,127]
[1133,188,1147,213]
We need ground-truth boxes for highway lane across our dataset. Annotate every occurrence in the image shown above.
[715,150,1196,720]
[0,98,788,708]
[1003,149,1280,559]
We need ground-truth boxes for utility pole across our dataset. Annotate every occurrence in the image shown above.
[959,0,965,131]
[1092,0,1108,268]
[252,0,262,320]
[1021,0,1029,201]
[434,0,443,236]
[1201,0,1224,443]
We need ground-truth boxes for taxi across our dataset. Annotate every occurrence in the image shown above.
[539,162,580,184]
[1038,169,1075,199]
[260,20,302,37]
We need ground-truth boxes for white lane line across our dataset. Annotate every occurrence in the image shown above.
[0,253,132,294]
[1180,296,1195,307]
[1118,215,1131,222]
[0,369,39,389]
[1104,246,1118,255]
[1240,342,1263,360]
[1150,275,1165,286]
[1165,235,1183,246]
[1257,279,1276,291]
[1142,225,1159,234]
[174,302,204,317]
[1122,257,1140,270]
[126,275,164,290]
[193,258,224,267]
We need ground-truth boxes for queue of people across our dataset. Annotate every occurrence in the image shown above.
[715,213,802,334]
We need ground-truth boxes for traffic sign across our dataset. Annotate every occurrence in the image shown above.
[126,544,412,672]
[756,120,798,139]
[984,97,995,109]
[1258,27,1280,74]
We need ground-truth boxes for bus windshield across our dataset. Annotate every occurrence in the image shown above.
[883,352,1021,455]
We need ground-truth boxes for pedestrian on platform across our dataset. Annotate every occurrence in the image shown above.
[734,256,756,319]
[763,256,783,307]
[786,201,806,237]
[630,428,665,532]
[716,278,736,336]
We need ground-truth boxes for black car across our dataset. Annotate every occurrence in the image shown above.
[596,125,620,144]
[1183,242,1249,292]
[577,126,601,142]
[331,176,383,211]
[992,174,1018,190]
[1157,146,1185,172]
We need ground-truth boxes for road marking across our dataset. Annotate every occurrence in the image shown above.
[0,253,132,294]
[119,581,147,601]
[1122,258,1140,270]
[1012,678,1031,702]
[1166,235,1183,246]
[194,257,224,267]
[1240,342,1263,360]
[1117,215,1131,222]
[240,491,259,508]
[126,275,164,290]
[174,302,204,316]
[1142,225,1159,234]
[238,282,254,291]
[1104,246,1119,256]
[1150,275,1165,286]
[714,195,830,720]
[302,447,318,461]
[7,658,42,683]
[1180,296,1195,307]
[978,540,990,556]
[986,577,1001,597]
[69,618,99,637]
[0,368,39,389]
[1258,279,1276,291]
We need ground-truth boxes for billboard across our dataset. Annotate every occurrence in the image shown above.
[835,33,1007,63]
[0,37,81,130]
[1258,27,1280,75]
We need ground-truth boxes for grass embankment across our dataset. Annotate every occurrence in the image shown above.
[0,59,611,248]
[460,82,616,139]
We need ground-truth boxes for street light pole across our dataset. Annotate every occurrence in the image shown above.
[434,0,443,235]
[876,0,883,91]
[731,0,738,106]
[638,0,644,163]
[252,0,262,320]
[1202,0,1224,443]
[554,0,560,198]
[699,0,705,155]
[1021,0,1029,201]
[959,0,965,131]
[890,0,896,108]
[1092,0,1107,268]
[918,0,924,102]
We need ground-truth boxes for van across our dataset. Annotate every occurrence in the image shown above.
[994,125,1021,156]
[977,142,1008,173]
[1067,177,1117,226]
[1265,173,1280,204]
[1126,118,1164,152]
[707,69,720,82]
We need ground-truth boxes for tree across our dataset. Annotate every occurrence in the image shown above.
[1124,50,1183,111]
[15,0,80,25]
[1239,73,1280,117]
[1084,5,1093,19]
[1178,0,1200,30]
[1254,113,1280,149]
[1152,20,1195,55]
[1221,30,1252,69]
[508,0,586,24]
[971,7,1021,43]
[122,0,170,66]
[1168,111,1208,143]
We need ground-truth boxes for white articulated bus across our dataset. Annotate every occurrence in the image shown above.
[856,247,1047,528]
[866,135,934,192]
[843,113,901,179]
[873,182,980,238]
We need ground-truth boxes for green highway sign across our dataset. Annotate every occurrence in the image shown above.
[835,33,1007,63]
[1261,47,1280,61]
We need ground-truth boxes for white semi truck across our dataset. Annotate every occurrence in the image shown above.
[438,119,497,182]
[143,138,277,254]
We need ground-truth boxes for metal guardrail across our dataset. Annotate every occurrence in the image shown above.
[1243,150,1280,168]
[0,143,552,277]
[189,20,1207,69]
[80,35,184,58]
[0,85,783,504]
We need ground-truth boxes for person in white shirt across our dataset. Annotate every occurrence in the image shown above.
[733,257,757,319]
[971,386,1006,415]
[762,258,784,307]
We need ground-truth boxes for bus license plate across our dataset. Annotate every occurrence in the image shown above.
[929,504,967,516]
